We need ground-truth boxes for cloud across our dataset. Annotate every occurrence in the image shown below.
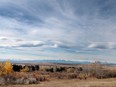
[17,41,44,48]
[0,37,44,48]
[88,42,116,49]
[0,0,116,62]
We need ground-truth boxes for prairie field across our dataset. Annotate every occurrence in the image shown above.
[2,78,116,87]
[0,61,116,87]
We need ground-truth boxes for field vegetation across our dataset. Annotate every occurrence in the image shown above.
[0,61,116,87]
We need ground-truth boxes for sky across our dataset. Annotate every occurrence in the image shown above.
[0,0,116,63]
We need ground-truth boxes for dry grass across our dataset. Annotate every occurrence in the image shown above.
[1,78,116,87]
[1,61,116,87]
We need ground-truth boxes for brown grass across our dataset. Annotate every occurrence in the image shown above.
[1,78,116,87]
[1,61,116,87]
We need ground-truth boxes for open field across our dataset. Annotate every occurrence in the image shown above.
[0,61,116,87]
[2,78,116,87]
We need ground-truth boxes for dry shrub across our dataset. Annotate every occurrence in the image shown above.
[14,76,39,85]
[40,66,49,71]
[49,72,78,79]
[0,72,42,85]
[67,73,77,79]
[66,68,75,73]
[96,70,116,79]
[20,66,29,72]
[0,62,3,68]
[48,72,66,79]
[33,73,46,81]
[0,62,3,76]
[0,71,2,76]
[36,76,46,81]
[56,73,66,79]
[107,70,116,77]
[78,73,88,80]
[13,72,27,79]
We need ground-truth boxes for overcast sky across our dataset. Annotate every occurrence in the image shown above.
[0,0,116,63]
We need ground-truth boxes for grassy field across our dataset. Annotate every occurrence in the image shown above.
[2,78,116,87]
[0,61,116,87]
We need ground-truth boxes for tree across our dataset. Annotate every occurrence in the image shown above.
[3,61,13,75]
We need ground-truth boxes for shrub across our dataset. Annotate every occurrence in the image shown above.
[20,66,29,72]
[66,68,75,73]
[67,73,77,79]
[78,73,88,80]
[96,70,116,79]
[0,62,3,76]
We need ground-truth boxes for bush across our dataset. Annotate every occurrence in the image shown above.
[78,73,88,80]
[66,68,75,73]
[96,70,116,79]
[20,66,29,72]
[67,73,77,79]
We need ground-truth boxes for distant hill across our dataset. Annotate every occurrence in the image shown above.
[1,59,116,65]
[1,59,91,64]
